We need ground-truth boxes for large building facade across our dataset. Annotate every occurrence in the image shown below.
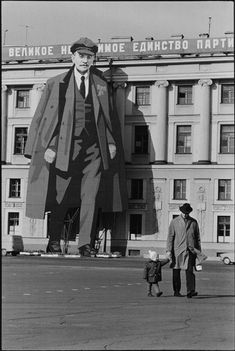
[2,36,234,256]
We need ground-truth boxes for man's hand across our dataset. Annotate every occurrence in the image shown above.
[44,148,56,163]
[166,251,172,259]
[108,143,116,159]
[166,251,173,267]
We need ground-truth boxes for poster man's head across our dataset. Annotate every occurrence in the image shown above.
[71,37,98,74]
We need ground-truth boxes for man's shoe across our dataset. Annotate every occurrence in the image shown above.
[156,292,163,297]
[46,241,62,253]
[148,293,154,297]
[187,291,198,298]
[174,292,183,297]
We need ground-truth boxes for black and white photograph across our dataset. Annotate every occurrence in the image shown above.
[2,1,234,350]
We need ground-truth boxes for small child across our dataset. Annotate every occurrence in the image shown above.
[143,250,169,297]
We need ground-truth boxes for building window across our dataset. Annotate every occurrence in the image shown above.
[173,179,186,200]
[8,212,19,234]
[177,85,193,105]
[14,127,28,155]
[136,86,150,106]
[134,126,148,154]
[176,125,191,153]
[217,216,230,243]
[129,214,142,239]
[218,179,231,200]
[131,179,143,199]
[221,84,234,104]
[16,90,30,108]
[220,125,234,154]
[9,179,21,198]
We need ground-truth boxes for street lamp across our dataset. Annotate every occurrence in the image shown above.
[25,25,29,46]
[3,29,8,45]
[208,17,212,37]
[19,24,30,45]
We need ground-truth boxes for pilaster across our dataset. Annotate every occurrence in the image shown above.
[196,79,213,164]
[1,85,8,163]
[152,80,169,164]
[113,82,127,143]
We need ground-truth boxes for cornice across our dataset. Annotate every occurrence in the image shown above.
[1,55,233,71]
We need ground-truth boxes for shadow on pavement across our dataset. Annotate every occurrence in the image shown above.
[195,294,235,299]
[144,294,235,299]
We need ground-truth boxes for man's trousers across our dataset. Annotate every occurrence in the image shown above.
[172,252,196,294]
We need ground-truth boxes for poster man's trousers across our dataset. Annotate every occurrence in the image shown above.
[48,141,101,249]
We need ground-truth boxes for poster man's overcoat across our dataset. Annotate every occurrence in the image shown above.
[24,65,127,219]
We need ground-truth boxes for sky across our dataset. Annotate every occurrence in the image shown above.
[2,1,234,46]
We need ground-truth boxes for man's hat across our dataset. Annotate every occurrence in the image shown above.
[179,203,193,214]
[70,37,98,55]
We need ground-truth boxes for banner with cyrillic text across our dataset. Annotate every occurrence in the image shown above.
[2,37,233,62]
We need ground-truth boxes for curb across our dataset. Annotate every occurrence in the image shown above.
[19,252,121,258]
[19,252,81,258]
[18,252,221,261]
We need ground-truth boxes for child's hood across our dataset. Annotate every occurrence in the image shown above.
[148,250,159,262]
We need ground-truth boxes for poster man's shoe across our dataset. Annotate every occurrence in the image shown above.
[79,244,91,257]
[46,241,62,253]
[187,291,198,298]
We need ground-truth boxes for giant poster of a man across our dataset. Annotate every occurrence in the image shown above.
[24,37,127,255]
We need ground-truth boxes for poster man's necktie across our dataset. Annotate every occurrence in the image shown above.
[80,76,85,98]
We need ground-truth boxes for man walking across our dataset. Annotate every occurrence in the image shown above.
[166,203,202,298]
[24,37,127,255]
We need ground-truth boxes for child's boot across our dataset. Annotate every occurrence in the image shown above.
[147,287,153,296]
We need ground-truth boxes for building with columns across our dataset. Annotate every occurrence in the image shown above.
[1,36,234,256]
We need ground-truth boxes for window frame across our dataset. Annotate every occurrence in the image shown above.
[177,84,193,105]
[9,178,21,198]
[217,216,230,243]
[218,179,231,201]
[134,125,149,154]
[135,85,151,106]
[221,84,234,104]
[8,212,20,235]
[220,124,234,154]
[14,127,28,155]
[173,179,187,200]
[176,125,192,154]
[129,213,143,240]
[16,89,30,109]
[130,179,144,200]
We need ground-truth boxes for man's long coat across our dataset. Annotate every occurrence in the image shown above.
[166,215,201,270]
[24,65,127,219]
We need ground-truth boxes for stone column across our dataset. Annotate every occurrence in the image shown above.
[113,82,127,143]
[1,85,8,164]
[32,83,45,113]
[197,79,213,164]
[153,80,169,164]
